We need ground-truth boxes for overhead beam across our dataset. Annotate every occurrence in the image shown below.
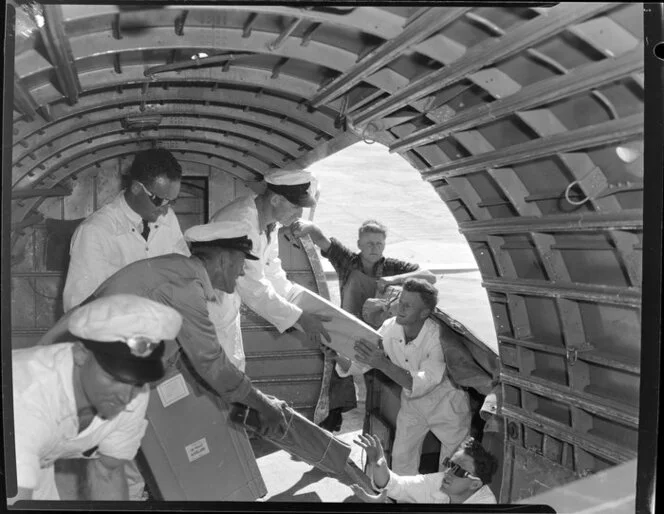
[41,5,82,105]
[422,114,643,181]
[268,16,305,51]
[350,3,614,126]
[12,186,72,199]
[482,277,641,307]
[308,7,471,108]
[458,210,643,235]
[14,74,47,122]
[390,45,643,152]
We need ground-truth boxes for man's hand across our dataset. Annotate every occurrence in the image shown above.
[353,339,388,370]
[290,219,331,251]
[320,343,352,372]
[297,311,332,346]
[319,342,339,360]
[86,455,129,500]
[290,219,318,239]
[254,393,289,438]
[376,276,396,295]
[354,433,386,466]
[349,484,389,503]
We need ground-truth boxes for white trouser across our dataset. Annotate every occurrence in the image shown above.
[391,380,472,476]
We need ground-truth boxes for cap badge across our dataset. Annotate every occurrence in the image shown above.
[127,337,159,358]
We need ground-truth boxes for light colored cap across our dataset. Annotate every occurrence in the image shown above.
[184,219,252,243]
[263,168,317,208]
[68,294,182,344]
[184,220,259,260]
[263,168,313,186]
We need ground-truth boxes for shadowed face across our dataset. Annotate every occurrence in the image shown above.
[272,194,304,226]
[395,290,429,326]
[131,175,181,223]
[357,232,386,265]
[76,346,144,421]
[439,451,482,496]
[208,248,247,293]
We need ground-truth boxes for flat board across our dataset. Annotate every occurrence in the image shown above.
[291,288,382,361]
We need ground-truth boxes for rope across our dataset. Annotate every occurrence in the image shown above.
[309,432,337,468]
[274,407,295,442]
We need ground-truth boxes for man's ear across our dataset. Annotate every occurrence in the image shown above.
[128,180,141,196]
[71,342,92,367]
[470,478,482,491]
[420,308,432,321]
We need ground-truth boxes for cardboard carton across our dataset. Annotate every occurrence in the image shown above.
[139,361,267,501]
[291,287,382,360]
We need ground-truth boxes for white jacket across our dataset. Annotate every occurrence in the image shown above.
[337,317,447,399]
[12,343,149,499]
[62,192,190,312]
[210,194,303,333]
[381,469,497,504]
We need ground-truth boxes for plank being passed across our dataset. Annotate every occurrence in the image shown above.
[290,287,382,360]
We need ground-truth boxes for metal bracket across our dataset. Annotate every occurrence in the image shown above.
[565,341,594,366]
[564,165,608,206]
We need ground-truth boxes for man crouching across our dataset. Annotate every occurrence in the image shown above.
[9,295,182,502]
[352,433,498,504]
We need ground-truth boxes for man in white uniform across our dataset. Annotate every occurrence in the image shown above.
[63,148,190,312]
[329,278,472,475]
[351,434,498,504]
[208,168,331,372]
[10,295,182,502]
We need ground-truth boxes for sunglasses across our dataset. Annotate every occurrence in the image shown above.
[441,457,478,480]
[137,181,176,207]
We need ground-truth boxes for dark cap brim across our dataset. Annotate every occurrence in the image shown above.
[267,183,317,208]
[242,250,260,261]
[290,192,316,208]
[87,342,166,385]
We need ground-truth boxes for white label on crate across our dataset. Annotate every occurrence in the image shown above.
[185,438,210,462]
[156,373,189,408]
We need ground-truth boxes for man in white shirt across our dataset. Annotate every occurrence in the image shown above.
[62,148,190,312]
[208,168,331,372]
[10,294,183,503]
[329,278,472,475]
[351,433,498,504]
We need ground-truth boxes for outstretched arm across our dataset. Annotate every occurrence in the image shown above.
[377,269,437,293]
[353,339,414,391]
[354,434,390,488]
[291,219,331,252]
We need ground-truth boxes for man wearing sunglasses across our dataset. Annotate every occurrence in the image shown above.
[350,434,498,504]
[63,148,189,313]
[9,295,182,502]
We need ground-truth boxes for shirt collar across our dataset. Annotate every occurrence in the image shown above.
[397,317,435,347]
[465,485,495,503]
[117,191,142,229]
[115,191,173,233]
